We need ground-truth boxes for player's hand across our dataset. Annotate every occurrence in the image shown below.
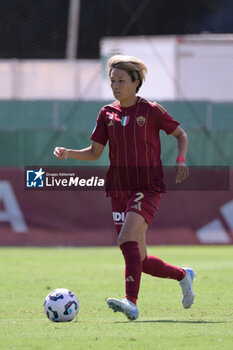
[175,162,189,183]
[54,147,69,160]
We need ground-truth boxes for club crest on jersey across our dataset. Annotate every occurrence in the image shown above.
[136,116,145,126]
[121,116,130,126]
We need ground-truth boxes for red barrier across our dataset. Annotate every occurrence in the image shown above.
[0,168,232,245]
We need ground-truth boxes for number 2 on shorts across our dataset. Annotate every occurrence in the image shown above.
[134,192,144,203]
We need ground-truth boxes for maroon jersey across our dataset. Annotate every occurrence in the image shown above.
[91,97,179,196]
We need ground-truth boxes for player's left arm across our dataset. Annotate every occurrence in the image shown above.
[171,126,189,183]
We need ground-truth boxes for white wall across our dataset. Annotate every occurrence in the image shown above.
[178,35,233,101]
[0,34,232,101]
[101,34,233,101]
[0,60,102,100]
[100,36,177,100]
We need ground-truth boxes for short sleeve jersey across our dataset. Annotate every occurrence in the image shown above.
[91,97,179,196]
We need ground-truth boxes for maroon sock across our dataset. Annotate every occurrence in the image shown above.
[142,255,185,281]
[120,241,142,304]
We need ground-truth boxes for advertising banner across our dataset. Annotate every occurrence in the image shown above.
[0,167,232,246]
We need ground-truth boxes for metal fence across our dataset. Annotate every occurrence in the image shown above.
[0,0,232,59]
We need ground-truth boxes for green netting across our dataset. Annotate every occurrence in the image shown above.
[160,130,232,166]
[0,100,232,166]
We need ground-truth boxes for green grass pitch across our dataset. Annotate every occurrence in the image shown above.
[0,246,232,350]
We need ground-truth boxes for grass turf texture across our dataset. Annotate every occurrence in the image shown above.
[0,246,232,350]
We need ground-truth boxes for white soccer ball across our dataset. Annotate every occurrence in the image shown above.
[44,288,79,322]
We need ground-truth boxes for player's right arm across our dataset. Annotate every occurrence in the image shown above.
[53,141,105,161]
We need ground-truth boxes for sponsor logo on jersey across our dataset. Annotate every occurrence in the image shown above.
[107,113,114,126]
[108,120,114,126]
[107,112,121,123]
[136,116,145,126]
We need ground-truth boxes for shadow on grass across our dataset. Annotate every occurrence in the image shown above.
[115,320,226,324]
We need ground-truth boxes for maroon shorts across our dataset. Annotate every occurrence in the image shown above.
[111,190,161,235]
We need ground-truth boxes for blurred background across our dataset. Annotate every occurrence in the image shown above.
[0,0,232,246]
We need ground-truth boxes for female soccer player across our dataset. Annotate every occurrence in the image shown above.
[54,55,195,320]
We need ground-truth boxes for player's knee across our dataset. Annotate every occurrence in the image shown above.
[118,230,138,247]
[118,234,126,247]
